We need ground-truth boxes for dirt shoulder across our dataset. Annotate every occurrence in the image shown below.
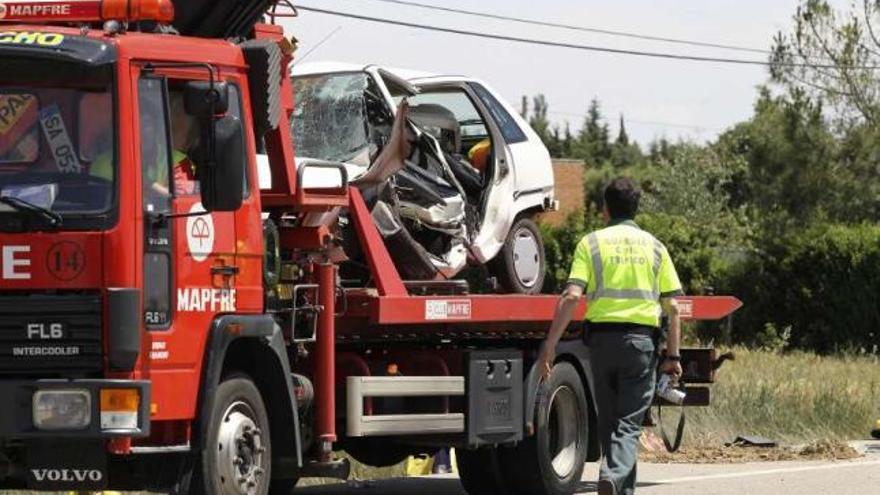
[639,438,862,464]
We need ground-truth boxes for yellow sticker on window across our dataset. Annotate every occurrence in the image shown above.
[0,31,64,46]
[0,94,37,136]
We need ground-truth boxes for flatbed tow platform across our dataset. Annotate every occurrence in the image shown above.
[340,291,741,335]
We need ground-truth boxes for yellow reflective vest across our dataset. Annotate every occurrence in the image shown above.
[568,220,683,327]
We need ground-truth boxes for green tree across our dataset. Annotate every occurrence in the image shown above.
[521,94,568,157]
[771,0,880,129]
[611,114,644,168]
[714,87,878,224]
[616,114,630,148]
[648,137,673,164]
[561,122,574,158]
[639,145,752,294]
[574,98,612,165]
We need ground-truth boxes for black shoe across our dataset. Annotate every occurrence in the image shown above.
[598,479,616,495]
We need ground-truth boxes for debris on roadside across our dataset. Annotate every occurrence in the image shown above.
[798,439,863,460]
[725,435,778,448]
[640,438,862,464]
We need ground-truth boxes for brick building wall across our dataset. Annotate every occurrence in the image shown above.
[538,159,585,226]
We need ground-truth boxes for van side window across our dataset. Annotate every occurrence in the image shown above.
[470,83,527,145]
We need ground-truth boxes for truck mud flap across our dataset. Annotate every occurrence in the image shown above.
[24,439,106,491]
[466,350,523,447]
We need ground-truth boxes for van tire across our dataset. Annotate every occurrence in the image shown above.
[492,217,546,294]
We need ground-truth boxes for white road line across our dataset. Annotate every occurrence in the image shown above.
[655,459,880,484]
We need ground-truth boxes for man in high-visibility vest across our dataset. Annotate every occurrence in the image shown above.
[538,177,683,495]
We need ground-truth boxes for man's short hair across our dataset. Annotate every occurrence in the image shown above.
[604,177,641,219]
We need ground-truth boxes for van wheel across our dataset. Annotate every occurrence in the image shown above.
[195,375,272,495]
[492,217,546,294]
[499,362,588,495]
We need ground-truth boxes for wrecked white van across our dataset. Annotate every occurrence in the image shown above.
[290,62,556,294]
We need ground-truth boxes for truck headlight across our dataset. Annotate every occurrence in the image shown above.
[33,389,91,430]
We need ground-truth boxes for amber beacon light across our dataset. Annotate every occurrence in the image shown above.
[0,0,175,23]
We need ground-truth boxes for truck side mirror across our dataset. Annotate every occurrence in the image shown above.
[199,115,245,212]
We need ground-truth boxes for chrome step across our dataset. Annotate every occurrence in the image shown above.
[346,376,465,437]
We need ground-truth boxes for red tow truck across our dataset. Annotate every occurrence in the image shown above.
[0,1,741,494]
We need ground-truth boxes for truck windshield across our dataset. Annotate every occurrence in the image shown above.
[0,59,115,231]
[292,72,390,167]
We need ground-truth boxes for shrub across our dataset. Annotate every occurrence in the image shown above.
[728,223,880,353]
[540,210,590,293]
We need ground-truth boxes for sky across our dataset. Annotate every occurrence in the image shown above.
[280,0,849,145]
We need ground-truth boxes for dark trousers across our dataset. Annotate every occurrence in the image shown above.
[586,324,658,495]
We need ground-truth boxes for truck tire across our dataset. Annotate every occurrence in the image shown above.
[268,478,298,495]
[491,217,546,294]
[499,362,588,495]
[194,375,272,495]
[344,440,413,467]
[456,447,508,495]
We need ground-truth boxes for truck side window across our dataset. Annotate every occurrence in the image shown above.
[168,84,200,196]
[139,78,173,212]
[139,76,173,330]
[167,83,248,197]
[227,84,250,197]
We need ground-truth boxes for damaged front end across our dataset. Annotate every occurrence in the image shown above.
[292,70,477,281]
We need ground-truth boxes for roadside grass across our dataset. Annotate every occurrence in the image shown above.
[677,347,880,446]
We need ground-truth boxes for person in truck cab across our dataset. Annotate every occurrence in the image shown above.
[149,93,200,198]
[537,177,684,495]
[89,89,197,193]
[82,92,114,182]
[101,91,199,210]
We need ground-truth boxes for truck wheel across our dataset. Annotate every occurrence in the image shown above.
[456,447,507,495]
[492,217,545,294]
[344,440,412,467]
[268,478,298,495]
[500,362,588,495]
[196,375,272,495]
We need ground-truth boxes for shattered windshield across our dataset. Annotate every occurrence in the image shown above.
[292,72,391,167]
[0,58,115,230]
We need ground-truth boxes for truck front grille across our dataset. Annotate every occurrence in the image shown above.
[0,293,103,375]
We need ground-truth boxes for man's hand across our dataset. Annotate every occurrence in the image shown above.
[538,284,583,383]
[537,349,555,381]
[659,358,682,378]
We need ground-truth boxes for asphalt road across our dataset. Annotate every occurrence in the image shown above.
[297,442,880,495]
